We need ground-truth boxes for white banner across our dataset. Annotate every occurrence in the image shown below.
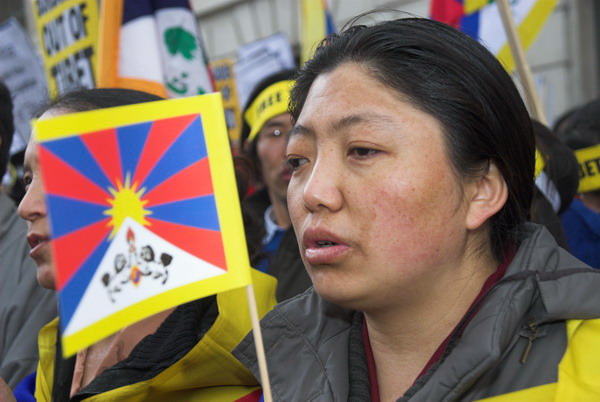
[0,18,49,143]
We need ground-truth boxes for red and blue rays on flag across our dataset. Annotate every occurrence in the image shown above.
[38,114,226,331]
[430,0,490,39]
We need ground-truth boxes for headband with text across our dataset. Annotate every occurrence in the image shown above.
[244,80,295,142]
[575,144,600,193]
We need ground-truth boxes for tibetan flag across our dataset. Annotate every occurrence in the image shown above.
[33,94,250,356]
[98,0,214,98]
[430,0,557,71]
[301,0,336,64]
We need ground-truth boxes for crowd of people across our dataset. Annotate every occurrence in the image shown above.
[0,14,599,402]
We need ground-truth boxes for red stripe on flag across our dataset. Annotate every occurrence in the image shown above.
[430,0,464,28]
[133,114,199,186]
[52,218,111,289]
[235,389,263,401]
[146,217,227,270]
[80,128,123,188]
[39,147,111,206]
[142,158,214,207]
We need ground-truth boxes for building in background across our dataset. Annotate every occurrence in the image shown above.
[192,0,600,125]
[2,0,599,124]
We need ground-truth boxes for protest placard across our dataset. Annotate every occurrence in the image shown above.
[32,0,99,96]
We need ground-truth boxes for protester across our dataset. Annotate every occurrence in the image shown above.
[17,88,276,400]
[0,82,56,390]
[241,70,312,301]
[556,99,600,268]
[530,120,579,249]
[234,17,600,400]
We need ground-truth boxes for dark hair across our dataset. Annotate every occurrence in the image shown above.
[241,69,296,183]
[555,98,600,151]
[530,120,579,248]
[37,88,164,116]
[0,82,15,179]
[290,17,535,261]
[532,120,579,214]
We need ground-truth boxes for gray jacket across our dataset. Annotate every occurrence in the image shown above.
[234,225,600,401]
[0,192,56,389]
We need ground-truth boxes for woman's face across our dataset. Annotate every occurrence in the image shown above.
[286,64,473,311]
[17,109,62,289]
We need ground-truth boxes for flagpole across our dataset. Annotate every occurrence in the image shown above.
[496,0,548,125]
[246,283,273,402]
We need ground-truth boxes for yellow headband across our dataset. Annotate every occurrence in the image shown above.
[575,144,600,193]
[534,148,545,178]
[244,80,295,142]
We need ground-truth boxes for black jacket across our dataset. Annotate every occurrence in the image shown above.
[243,188,312,302]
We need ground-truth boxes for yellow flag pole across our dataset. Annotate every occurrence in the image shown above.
[246,283,273,402]
[496,0,548,125]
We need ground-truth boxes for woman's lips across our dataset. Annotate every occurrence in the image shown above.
[303,227,350,265]
[27,234,50,259]
[30,240,50,258]
[304,243,350,265]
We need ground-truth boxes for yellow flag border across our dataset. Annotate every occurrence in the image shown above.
[34,93,252,356]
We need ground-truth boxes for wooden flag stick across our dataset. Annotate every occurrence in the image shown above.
[245,283,273,402]
[497,0,548,125]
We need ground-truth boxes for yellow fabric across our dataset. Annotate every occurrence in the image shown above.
[34,318,58,401]
[478,319,600,401]
[464,0,490,14]
[301,0,327,63]
[556,319,600,400]
[244,80,294,142]
[35,269,277,401]
[574,144,600,193]
[534,148,545,178]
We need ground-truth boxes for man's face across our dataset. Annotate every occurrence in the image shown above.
[256,113,294,202]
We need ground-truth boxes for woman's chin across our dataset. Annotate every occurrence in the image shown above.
[37,265,57,290]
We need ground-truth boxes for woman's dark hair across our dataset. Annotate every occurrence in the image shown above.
[36,88,164,116]
[290,17,535,261]
[241,69,296,183]
[0,82,15,180]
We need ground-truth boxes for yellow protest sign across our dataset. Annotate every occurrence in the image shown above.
[211,59,242,144]
[32,0,99,97]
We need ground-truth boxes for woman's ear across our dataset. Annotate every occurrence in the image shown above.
[465,161,508,230]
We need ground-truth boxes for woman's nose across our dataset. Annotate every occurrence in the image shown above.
[18,180,47,222]
[302,159,343,213]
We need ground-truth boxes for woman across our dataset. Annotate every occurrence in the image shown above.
[234,18,600,401]
[18,88,276,401]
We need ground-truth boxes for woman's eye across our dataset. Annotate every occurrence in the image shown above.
[350,147,379,157]
[22,173,32,188]
[286,157,308,171]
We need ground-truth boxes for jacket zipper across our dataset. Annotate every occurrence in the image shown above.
[520,321,538,364]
